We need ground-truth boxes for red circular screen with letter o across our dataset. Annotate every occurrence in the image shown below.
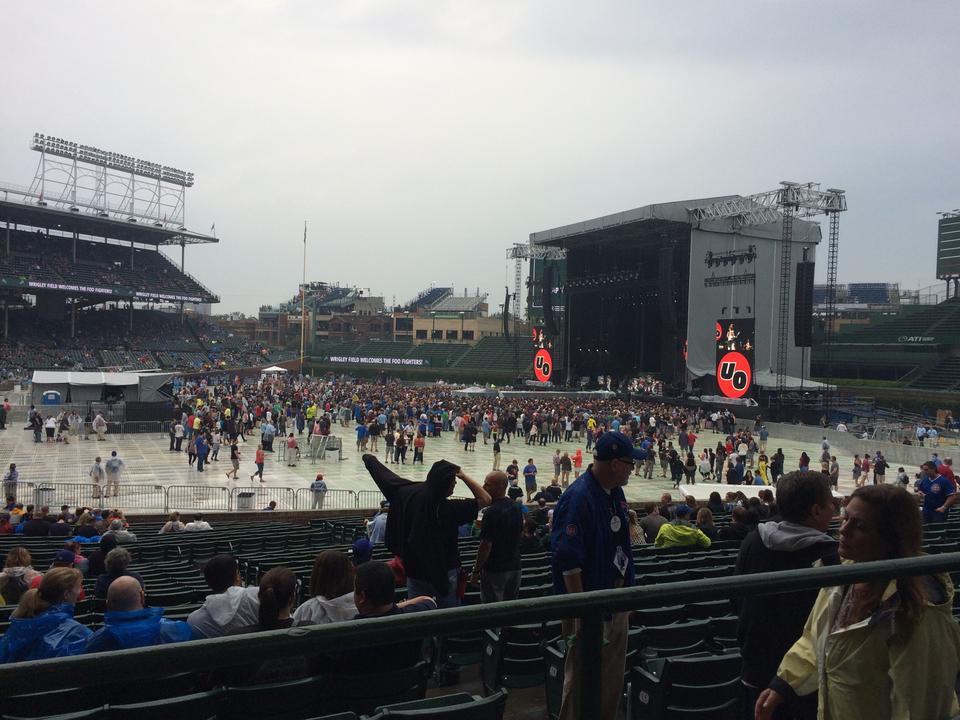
[534,348,553,382]
[716,351,752,398]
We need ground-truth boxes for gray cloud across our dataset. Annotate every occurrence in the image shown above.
[0,0,957,314]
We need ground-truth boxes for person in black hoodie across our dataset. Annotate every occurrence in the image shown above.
[734,471,838,720]
[361,454,490,609]
[85,534,118,578]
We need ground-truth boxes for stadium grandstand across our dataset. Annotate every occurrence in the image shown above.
[0,135,297,378]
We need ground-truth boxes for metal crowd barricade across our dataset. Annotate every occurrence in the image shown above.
[356,490,384,509]
[111,484,168,512]
[167,485,231,512]
[29,482,99,510]
[10,481,36,503]
[122,421,166,437]
[308,435,328,464]
[229,486,296,512]
[293,487,355,511]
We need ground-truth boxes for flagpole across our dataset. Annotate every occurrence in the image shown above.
[300,221,307,375]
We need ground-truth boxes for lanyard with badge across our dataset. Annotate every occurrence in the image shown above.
[609,499,629,580]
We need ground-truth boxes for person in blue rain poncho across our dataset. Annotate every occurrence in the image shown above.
[0,567,90,663]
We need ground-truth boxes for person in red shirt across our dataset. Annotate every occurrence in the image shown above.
[939,457,956,483]
[412,434,426,465]
[251,445,266,482]
[687,431,697,454]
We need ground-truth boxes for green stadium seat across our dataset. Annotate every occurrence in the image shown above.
[375,693,474,713]
[543,639,566,720]
[224,676,324,720]
[630,605,685,627]
[107,689,222,719]
[379,689,508,718]
[3,689,102,718]
[638,619,714,656]
[481,626,550,695]
[684,599,733,620]
[2,711,106,720]
[439,632,485,666]
[630,651,741,720]
[320,661,430,716]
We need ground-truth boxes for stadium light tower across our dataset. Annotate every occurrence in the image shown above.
[25,133,195,229]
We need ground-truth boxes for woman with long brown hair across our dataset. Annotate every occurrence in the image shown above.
[756,484,960,720]
[0,547,41,605]
[292,550,356,626]
[0,567,90,663]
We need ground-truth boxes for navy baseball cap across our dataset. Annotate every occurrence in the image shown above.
[594,431,647,462]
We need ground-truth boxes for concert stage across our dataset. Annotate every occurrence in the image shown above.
[527,196,822,396]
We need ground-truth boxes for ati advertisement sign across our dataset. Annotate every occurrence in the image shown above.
[715,319,754,399]
[532,326,553,383]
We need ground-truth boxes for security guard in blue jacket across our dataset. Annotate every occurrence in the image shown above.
[551,430,645,720]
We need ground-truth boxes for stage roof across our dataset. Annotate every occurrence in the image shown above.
[529,195,821,247]
[530,196,735,245]
[0,198,218,246]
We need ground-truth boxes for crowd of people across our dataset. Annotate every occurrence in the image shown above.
[0,442,958,719]
[2,373,960,718]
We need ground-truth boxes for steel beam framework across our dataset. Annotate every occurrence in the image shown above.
[506,242,567,321]
[688,182,847,402]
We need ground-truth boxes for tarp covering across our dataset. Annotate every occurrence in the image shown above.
[30,371,174,404]
[32,371,141,386]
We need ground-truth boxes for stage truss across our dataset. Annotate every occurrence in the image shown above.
[689,183,847,403]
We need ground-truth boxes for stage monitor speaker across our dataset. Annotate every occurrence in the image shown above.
[542,264,558,337]
[502,288,511,342]
[794,261,815,347]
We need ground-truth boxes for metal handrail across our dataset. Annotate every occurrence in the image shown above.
[2,552,960,720]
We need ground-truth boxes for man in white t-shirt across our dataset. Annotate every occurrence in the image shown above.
[184,514,213,531]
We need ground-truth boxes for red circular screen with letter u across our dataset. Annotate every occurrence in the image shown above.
[717,351,752,398]
[534,348,553,382]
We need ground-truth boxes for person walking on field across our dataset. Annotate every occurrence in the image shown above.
[310,474,328,510]
[250,444,265,483]
[104,452,124,499]
[225,439,241,480]
[88,457,104,500]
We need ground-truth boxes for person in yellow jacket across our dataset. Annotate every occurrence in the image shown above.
[756,455,771,485]
[653,506,711,549]
[756,484,960,720]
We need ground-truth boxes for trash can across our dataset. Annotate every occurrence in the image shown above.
[35,486,56,507]
[236,491,255,511]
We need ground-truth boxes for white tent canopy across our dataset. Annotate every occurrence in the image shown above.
[261,366,289,374]
[30,370,174,403]
[32,371,142,386]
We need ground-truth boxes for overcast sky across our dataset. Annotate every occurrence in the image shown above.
[1,1,957,315]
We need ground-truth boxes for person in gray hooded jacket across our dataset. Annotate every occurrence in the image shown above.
[187,554,260,638]
[733,471,839,720]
